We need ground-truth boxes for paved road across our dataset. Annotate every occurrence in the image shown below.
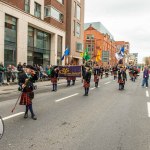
[0,74,150,150]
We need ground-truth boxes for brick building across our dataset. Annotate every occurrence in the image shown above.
[84,22,117,66]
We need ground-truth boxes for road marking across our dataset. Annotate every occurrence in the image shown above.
[104,81,111,85]
[2,112,25,121]
[146,90,149,97]
[90,87,96,90]
[55,93,79,102]
[147,102,150,118]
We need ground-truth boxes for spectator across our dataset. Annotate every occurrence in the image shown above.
[0,62,5,86]
[6,65,12,85]
[142,66,149,88]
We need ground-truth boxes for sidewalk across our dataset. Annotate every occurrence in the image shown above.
[0,79,69,95]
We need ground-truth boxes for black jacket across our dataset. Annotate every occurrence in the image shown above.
[84,71,91,83]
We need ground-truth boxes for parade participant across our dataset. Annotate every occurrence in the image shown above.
[118,66,127,90]
[71,76,76,85]
[19,65,38,120]
[66,64,71,87]
[93,64,100,88]
[100,66,104,79]
[83,66,91,96]
[142,66,149,88]
[113,65,118,80]
[105,67,109,78]
[51,66,59,91]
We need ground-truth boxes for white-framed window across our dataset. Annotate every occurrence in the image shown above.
[34,2,41,19]
[86,34,94,40]
[44,6,64,23]
[76,23,81,37]
[76,5,81,21]
[76,42,83,52]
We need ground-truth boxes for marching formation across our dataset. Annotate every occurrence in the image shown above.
[10,63,146,121]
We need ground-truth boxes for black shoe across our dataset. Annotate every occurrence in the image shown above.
[51,90,55,91]
[24,113,28,119]
[31,115,37,120]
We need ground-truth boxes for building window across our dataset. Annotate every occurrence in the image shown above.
[4,15,17,67]
[44,7,64,23]
[86,34,94,40]
[57,35,63,65]
[76,23,80,37]
[57,0,64,4]
[76,5,81,21]
[86,44,94,52]
[34,2,41,19]
[102,51,109,62]
[25,0,30,13]
[76,42,83,52]
[28,27,51,66]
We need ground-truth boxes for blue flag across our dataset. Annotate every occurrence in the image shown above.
[61,48,70,61]
[120,46,125,56]
[61,55,65,61]
[64,48,70,56]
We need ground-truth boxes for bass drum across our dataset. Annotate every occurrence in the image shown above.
[0,116,4,140]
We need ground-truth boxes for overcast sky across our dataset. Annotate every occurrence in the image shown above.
[85,0,150,63]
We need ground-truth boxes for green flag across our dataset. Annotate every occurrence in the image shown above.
[83,48,90,61]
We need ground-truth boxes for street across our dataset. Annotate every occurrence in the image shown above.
[0,74,150,150]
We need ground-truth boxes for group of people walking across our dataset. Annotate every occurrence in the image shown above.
[8,63,149,121]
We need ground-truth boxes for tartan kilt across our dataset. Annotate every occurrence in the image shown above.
[20,92,32,106]
[129,72,133,77]
[118,79,125,84]
[83,80,90,88]
[51,77,57,84]
[94,75,99,82]
[66,77,72,81]
[71,77,76,81]
[133,74,137,77]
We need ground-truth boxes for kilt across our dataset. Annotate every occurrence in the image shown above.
[118,79,125,84]
[51,77,57,84]
[20,92,32,106]
[71,77,76,81]
[94,75,99,82]
[83,80,90,88]
[66,77,72,81]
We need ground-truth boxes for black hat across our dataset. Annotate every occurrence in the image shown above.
[26,65,36,71]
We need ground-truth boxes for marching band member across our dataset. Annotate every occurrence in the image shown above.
[83,66,91,96]
[51,66,59,92]
[93,64,100,88]
[19,65,38,120]
[118,66,127,90]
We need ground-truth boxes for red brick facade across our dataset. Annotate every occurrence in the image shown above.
[2,0,25,10]
[84,26,117,66]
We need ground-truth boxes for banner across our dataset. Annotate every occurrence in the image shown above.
[59,66,81,77]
